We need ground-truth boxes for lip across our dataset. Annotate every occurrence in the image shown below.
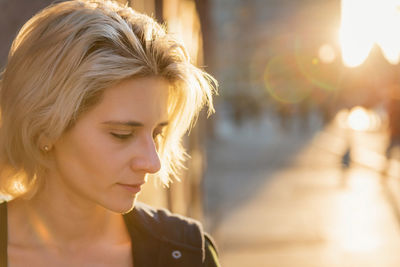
[117,183,144,194]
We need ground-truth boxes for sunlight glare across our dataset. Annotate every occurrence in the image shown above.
[335,193,383,252]
[326,169,385,254]
[340,0,400,67]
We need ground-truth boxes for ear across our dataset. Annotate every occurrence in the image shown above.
[38,134,52,151]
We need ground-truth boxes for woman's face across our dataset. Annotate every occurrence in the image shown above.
[48,77,169,213]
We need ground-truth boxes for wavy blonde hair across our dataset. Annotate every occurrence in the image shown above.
[0,0,216,199]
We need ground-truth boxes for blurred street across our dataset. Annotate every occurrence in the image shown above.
[3,0,400,266]
[204,109,400,267]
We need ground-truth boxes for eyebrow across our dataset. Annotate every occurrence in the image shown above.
[101,120,169,127]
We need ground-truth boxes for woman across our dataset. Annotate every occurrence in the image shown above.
[0,0,219,266]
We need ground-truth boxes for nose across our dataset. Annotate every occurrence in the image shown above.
[130,135,161,174]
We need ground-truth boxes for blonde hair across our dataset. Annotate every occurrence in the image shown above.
[0,0,216,198]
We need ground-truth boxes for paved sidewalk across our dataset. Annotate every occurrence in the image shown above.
[204,113,400,267]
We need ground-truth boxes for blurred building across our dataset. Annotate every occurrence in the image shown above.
[210,0,400,130]
[0,0,213,220]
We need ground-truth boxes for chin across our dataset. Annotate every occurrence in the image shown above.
[111,196,137,214]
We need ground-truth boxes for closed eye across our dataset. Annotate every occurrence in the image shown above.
[110,132,133,140]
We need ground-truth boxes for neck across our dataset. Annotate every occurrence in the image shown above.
[8,181,130,249]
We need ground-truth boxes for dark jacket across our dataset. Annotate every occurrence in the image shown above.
[0,201,220,267]
[123,201,220,266]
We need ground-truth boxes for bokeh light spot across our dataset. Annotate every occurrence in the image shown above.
[318,44,336,64]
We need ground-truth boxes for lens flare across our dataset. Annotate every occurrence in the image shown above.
[263,55,310,103]
[294,38,342,92]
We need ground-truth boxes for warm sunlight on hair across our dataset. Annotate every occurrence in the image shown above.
[339,0,400,67]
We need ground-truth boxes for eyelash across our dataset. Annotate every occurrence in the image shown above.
[110,133,133,140]
[110,131,165,141]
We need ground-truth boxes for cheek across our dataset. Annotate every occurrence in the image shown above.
[53,130,122,185]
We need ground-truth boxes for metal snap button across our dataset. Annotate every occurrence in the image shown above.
[172,250,182,259]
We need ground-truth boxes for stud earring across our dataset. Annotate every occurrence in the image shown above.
[43,145,50,152]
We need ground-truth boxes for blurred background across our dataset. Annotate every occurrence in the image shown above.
[3,0,400,266]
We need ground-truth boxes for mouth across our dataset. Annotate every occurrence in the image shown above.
[117,182,144,194]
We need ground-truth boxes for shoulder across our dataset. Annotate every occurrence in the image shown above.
[123,202,220,266]
[125,202,204,248]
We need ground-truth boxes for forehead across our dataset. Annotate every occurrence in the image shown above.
[88,77,169,123]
